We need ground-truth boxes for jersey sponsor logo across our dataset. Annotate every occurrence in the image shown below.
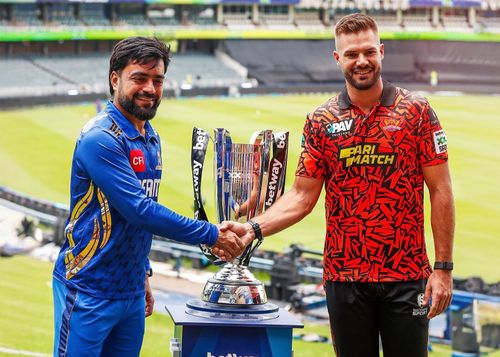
[433,130,448,154]
[339,144,396,167]
[327,119,354,137]
[383,118,401,132]
[141,178,160,198]
[130,149,146,172]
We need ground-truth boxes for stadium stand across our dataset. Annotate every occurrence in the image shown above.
[0,0,497,33]
[115,3,150,26]
[223,10,255,29]
[80,3,111,27]
[402,12,435,31]
[294,10,325,29]
[147,7,179,26]
[188,7,218,26]
[371,12,403,31]
[11,3,42,27]
[0,0,500,105]
[225,40,345,84]
[0,52,248,98]
[47,3,81,27]
[479,13,500,32]
[384,40,500,85]
[441,13,472,32]
[0,58,74,98]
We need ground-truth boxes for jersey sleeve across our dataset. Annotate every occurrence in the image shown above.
[418,102,448,166]
[295,113,326,179]
[76,129,219,246]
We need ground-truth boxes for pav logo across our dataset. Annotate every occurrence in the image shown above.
[130,149,146,172]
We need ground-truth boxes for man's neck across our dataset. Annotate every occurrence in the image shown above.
[346,78,384,114]
[114,101,146,136]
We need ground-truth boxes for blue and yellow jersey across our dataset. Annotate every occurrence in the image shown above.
[53,101,218,299]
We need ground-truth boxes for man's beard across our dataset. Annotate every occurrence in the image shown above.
[118,90,160,121]
[344,65,381,90]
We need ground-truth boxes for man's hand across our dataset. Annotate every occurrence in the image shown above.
[423,269,453,319]
[211,225,246,261]
[145,276,154,317]
[212,221,254,258]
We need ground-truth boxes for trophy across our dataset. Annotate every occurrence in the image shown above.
[187,127,288,320]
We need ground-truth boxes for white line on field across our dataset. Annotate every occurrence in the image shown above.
[0,347,50,356]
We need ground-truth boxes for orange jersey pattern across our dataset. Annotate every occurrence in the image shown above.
[296,81,448,282]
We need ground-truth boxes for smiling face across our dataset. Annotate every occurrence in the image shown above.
[333,29,384,91]
[110,59,165,122]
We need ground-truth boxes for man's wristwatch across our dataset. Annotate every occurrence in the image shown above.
[434,261,454,271]
[247,220,263,241]
[146,268,153,277]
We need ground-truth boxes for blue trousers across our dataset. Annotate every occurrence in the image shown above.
[53,278,145,357]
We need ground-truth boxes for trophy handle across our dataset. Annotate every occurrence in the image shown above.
[240,235,263,266]
[191,127,221,263]
[191,127,210,221]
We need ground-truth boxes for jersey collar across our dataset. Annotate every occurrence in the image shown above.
[338,80,397,110]
[105,100,158,143]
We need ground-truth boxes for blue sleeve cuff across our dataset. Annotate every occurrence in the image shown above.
[207,224,219,246]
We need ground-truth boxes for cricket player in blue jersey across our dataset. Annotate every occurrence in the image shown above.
[52,37,246,356]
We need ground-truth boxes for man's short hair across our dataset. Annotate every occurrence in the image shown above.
[334,13,379,37]
[108,37,171,96]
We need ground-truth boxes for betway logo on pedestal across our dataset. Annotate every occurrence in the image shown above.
[207,353,255,357]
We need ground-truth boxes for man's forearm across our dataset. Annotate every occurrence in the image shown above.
[253,192,308,236]
[430,186,455,262]
[252,176,323,237]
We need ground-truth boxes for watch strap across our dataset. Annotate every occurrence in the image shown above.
[433,261,453,270]
[247,220,263,241]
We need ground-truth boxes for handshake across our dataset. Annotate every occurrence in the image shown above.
[211,221,257,262]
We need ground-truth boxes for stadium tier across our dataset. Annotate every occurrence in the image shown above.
[0,0,500,38]
[0,0,499,105]
[0,52,249,98]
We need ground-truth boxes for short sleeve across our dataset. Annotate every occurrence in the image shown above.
[295,113,326,178]
[419,102,448,166]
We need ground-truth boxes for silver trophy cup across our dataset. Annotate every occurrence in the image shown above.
[190,127,288,310]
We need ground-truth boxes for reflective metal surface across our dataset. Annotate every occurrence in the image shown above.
[201,263,267,305]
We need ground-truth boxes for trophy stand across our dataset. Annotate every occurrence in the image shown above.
[164,128,302,356]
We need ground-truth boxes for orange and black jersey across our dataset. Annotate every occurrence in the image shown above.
[296,81,448,282]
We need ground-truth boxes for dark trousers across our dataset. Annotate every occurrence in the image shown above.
[325,280,429,357]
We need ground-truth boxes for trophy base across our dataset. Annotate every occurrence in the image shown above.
[201,263,268,305]
[185,299,279,321]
